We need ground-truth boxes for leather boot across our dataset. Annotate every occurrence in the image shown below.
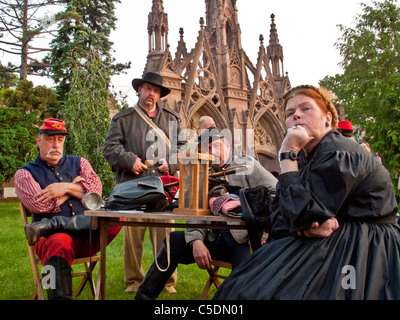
[42,255,73,300]
[24,215,92,246]
[135,243,177,300]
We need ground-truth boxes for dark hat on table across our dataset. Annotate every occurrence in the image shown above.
[131,72,171,98]
[39,118,69,136]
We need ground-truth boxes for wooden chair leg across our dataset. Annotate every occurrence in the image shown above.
[200,262,232,300]
[87,261,97,298]
[200,277,213,300]
[30,257,44,300]
[200,265,221,300]
[73,273,88,298]
[73,261,97,298]
[208,266,222,288]
[95,263,101,300]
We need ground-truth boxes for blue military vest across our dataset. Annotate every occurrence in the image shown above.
[22,154,85,222]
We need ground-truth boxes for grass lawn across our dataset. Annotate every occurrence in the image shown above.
[0,200,229,300]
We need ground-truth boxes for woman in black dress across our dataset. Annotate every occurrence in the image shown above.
[214,85,400,299]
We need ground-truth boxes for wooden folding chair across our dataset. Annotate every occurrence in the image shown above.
[200,260,232,300]
[19,202,100,300]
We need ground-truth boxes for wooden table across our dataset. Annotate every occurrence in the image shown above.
[85,209,246,300]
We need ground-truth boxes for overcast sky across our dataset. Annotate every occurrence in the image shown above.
[108,0,374,104]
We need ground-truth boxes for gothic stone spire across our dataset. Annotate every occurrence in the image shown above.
[267,14,284,78]
[148,0,169,52]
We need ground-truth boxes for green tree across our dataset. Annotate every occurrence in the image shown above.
[0,107,40,186]
[0,62,18,89]
[2,79,59,117]
[50,0,127,196]
[320,0,400,194]
[0,80,57,185]
[49,0,128,103]
[59,50,115,196]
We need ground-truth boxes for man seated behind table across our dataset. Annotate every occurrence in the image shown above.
[14,118,121,300]
[135,127,278,300]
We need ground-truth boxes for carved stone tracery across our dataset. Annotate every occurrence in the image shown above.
[144,0,291,175]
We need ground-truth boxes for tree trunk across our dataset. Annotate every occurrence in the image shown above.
[19,0,29,80]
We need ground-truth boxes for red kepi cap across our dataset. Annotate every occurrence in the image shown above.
[39,118,69,136]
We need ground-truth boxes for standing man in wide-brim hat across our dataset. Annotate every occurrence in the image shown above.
[103,72,184,295]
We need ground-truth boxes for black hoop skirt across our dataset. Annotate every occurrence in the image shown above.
[214,221,400,300]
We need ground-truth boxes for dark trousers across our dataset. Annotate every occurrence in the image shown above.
[135,230,250,299]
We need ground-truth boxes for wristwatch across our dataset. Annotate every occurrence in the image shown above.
[280,151,298,161]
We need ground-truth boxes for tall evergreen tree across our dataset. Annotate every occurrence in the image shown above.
[49,0,126,102]
[58,49,115,196]
[50,0,126,195]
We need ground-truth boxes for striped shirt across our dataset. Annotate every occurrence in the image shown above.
[15,157,102,215]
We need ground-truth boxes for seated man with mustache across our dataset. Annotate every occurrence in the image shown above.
[14,118,121,300]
